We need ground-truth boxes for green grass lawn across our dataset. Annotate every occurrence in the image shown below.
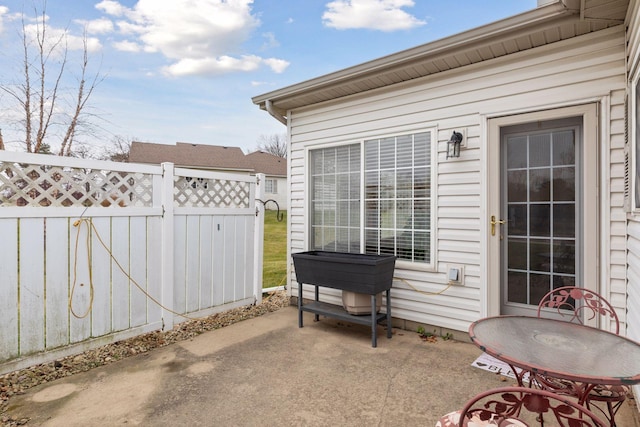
[263,210,287,289]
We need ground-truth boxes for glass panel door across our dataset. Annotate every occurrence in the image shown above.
[501,122,580,315]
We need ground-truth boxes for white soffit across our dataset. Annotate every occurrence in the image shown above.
[252,0,629,115]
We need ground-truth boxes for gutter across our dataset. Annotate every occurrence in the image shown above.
[251,1,575,107]
[266,99,287,126]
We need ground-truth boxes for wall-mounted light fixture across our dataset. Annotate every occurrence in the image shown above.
[446,131,464,159]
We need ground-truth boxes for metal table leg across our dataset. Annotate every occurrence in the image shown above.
[371,294,377,348]
[298,282,303,328]
[314,285,320,322]
[386,289,392,338]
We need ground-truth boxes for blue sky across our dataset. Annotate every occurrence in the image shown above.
[0,0,536,154]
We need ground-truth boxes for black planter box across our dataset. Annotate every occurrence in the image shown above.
[292,251,396,295]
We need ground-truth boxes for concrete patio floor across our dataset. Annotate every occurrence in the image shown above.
[3,305,640,426]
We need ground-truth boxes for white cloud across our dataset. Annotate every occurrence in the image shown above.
[96,0,289,77]
[0,6,8,34]
[23,23,103,53]
[263,58,289,73]
[0,6,102,53]
[113,39,141,52]
[261,32,279,49]
[83,36,103,53]
[0,6,22,34]
[95,0,128,17]
[162,55,289,77]
[115,20,144,36]
[75,17,114,35]
[162,55,259,77]
[323,0,426,31]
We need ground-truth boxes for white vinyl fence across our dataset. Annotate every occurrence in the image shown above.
[0,151,265,375]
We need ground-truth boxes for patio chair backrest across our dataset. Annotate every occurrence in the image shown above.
[536,286,619,334]
[456,386,607,427]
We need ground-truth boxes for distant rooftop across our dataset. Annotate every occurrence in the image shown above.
[129,141,254,172]
[129,142,287,176]
[245,151,286,177]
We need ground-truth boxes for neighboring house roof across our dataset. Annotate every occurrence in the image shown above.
[245,151,286,177]
[252,0,628,117]
[129,141,254,172]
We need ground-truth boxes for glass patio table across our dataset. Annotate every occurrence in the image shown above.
[468,316,640,406]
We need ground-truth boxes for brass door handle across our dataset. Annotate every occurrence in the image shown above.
[491,215,506,236]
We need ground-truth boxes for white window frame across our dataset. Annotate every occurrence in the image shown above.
[307,129,436,270]
[265,178,277,194]
[633,72,640,211]
[308,142,362,254]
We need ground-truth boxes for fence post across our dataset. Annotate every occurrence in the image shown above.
[254,173,265,304]
[161,162,175,329]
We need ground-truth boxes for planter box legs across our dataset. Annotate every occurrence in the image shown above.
[298,284,391,347]
[292,251,396,348]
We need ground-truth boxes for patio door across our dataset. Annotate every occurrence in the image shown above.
[486,105,598,317]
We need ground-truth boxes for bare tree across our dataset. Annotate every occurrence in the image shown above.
[99,135,133,162]
[70,142,94,159]
[0,2,104,155]
[58,32,102,157]
[256,133,287,158]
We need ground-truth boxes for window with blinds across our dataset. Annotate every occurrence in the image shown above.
[310,131,433,264]
[310,144,362,253]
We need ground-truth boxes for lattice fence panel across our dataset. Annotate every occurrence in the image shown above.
[0,162,153,207]
[174,175,250,208]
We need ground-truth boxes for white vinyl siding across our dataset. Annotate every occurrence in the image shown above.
[261,176,287,210]
[288,25,626,333]
[627,1,640,403]
[626,0,640,354]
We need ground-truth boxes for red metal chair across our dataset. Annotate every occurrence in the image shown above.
[537,286,619,333]
[436,386,607,427]
[536,286,628,425]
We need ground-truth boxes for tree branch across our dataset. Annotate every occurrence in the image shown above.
[1,1,104,156]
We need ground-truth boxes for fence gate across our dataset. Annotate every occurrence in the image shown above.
[0,151,264,375]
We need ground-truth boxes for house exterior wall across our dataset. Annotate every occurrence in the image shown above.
[624,0,640,402]
[263,175,288,211]
[626,0,640,345]
[288,25,627,333]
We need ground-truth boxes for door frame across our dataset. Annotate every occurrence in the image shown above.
[485,103,599,318]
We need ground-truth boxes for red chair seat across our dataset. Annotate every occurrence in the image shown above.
[436,410,526,427]
[589,383,630,400]
[435,387,606,427]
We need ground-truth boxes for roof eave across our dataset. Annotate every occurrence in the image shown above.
[251,1,576,111]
